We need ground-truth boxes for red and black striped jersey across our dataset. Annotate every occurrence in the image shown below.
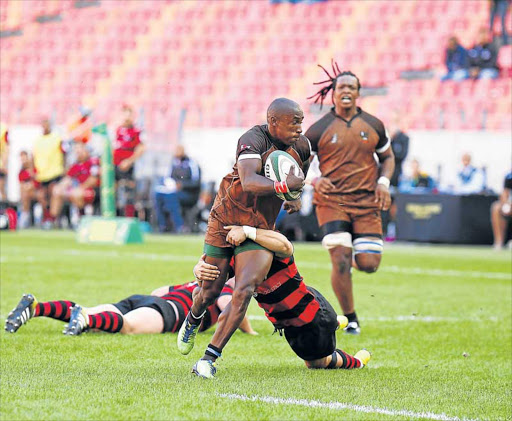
[253,255,319,328]
[159,282,233,332]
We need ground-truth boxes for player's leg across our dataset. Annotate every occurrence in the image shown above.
[64,295,144,336]
[491,200,507,249]
[49,179,71,219]
[352,210,384,273]
[177,248,231,354]
[5,294,76,333]
[305,349,370,369]
[120,307,164,334]
[322,224,359,334]
[192,246,273,378]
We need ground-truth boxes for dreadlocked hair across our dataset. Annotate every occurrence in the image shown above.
[307,59,361,108]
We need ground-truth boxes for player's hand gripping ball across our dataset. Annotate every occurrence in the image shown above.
[264,150,303,201]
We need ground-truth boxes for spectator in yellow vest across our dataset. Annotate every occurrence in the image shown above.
[33,119,66,224]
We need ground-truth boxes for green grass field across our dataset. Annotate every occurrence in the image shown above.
[1,230,511,421]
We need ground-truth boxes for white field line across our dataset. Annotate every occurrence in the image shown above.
[247,314,499,322]
[217,393,479,421]
[1,247,510,280]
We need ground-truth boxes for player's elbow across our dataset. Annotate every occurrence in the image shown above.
[276,241,293,258]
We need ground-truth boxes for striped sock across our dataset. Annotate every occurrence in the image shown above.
[88,312,124,333]
[34,301,75,321]
[337,349,362,369]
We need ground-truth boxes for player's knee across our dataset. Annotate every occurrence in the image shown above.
[353,237,383,273]
[355,254,381,273]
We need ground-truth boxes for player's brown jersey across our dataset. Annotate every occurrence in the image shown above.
[209,124,311,230]
[305,107,390,203]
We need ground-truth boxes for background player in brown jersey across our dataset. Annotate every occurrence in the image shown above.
[192,225,371,378]
[305,63,395,334]
[177,98,310,374]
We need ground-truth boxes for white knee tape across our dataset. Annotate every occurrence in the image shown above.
[353,237,383,255]
[322,232,353,249]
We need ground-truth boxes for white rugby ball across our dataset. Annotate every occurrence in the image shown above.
[264,150,302,201]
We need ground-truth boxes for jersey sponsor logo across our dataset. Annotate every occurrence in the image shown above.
[330,134,338,144]
[240,144,251,151]
[360,131,369,141]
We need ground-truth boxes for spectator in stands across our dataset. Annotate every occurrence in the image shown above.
[489,0,510,46]
[491,171,512,250]
[468,28,500,79]
[441,36,469,81]
[453,152,485,194]
[33,118,66,225]
[388,112,410,187]
[0,122,9,201]
[399,159,436,192]
[18,151,39,229]
[114,105,145,217]
[154,144,201,233]
[48,143,100,227]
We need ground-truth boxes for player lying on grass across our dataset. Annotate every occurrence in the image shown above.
[4,272,256,336]
[190,225,371,379]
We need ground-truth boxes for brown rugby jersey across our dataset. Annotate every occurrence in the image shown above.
[305,107,390,199]
[209,124,311,230]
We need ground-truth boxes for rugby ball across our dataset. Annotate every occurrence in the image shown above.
[264,150,302,201]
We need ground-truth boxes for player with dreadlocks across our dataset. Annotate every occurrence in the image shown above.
[305,61,395,334]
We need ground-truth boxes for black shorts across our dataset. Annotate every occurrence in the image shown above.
[115,166,134,182]
[283,287,339,361]
[113,294,180,333]
[40,175,63,187]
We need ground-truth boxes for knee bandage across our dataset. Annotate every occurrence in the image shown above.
[353,237,383,255]
[321,232,352,249]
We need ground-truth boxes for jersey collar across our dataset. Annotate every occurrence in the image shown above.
[331,107,362,127]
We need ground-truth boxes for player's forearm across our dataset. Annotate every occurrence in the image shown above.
[379,153,395,181]
[252,228,293,257]
[240,173,277,195]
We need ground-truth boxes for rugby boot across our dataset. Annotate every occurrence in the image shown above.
[177,314,200,355]
[354,349,372,367]
[192,359,217,379]
[63,305,88,336]
[344,321,361,335]
[5,294,37,333]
